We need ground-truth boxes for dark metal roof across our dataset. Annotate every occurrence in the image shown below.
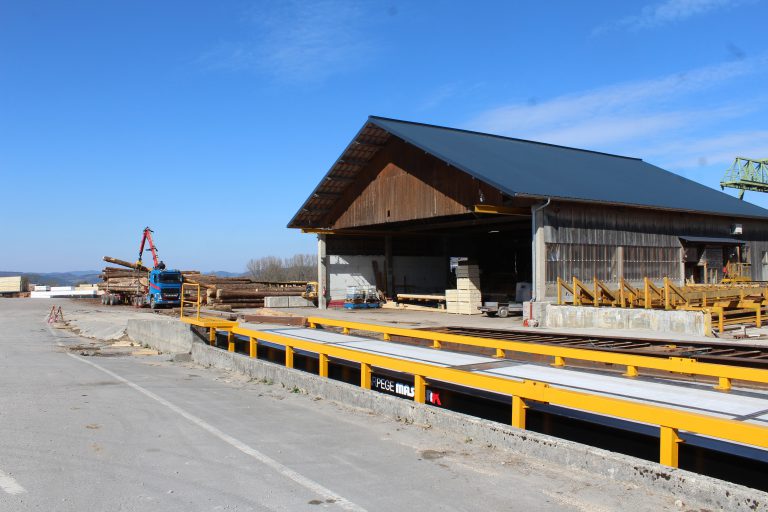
[289,116,768,228]
[369,117,768,219]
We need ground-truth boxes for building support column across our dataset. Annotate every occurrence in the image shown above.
[384,235,393,299]
[531,199,550,301]
[617,246,624,282]
[317,234,327,310]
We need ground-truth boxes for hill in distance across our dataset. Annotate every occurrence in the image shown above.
[0,271,101,286]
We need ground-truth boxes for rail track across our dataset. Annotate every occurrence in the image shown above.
[421,326,768,369]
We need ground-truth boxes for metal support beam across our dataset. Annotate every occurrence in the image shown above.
[249,337,258,359]
[659,426,683,467]
[414,375,426,404]
[360,362,372,389]
[473,204,531,216]
[512,395,527,429]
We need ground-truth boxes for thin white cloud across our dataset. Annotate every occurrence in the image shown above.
[596,0,745,33]
[467,55,768,189]
[200,0,372,83]
[469,58,759,142]
[647,131,768,169]
[532,104,755,148]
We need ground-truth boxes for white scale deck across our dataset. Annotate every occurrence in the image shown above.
[252,327,768,429]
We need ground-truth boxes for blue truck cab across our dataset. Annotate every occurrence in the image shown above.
[147,269,183,309]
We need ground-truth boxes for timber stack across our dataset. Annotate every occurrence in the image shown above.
[188,276,307,309]
[98,266,148,293]
[99,255,306,309]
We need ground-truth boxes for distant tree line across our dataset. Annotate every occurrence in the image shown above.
[246,254,316,282]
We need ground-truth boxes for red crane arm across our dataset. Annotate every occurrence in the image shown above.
[137,227,160,269]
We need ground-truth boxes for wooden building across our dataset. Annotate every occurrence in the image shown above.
[288,117,768,307]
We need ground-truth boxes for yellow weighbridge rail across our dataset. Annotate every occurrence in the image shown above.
[179,286,768,469]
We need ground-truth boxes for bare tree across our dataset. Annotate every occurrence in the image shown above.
[246,254,317,282]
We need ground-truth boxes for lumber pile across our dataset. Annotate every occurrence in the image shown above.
[99,255,307,309]
[191,277,307,308]
[98,266,148,293]
[447,262,482,315]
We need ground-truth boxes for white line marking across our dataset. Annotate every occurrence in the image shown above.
[67,353,365,511]
[0,468,26,495]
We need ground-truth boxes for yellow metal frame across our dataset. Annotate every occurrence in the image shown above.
[472,204,530,216]
[179,284,238,330]
[180,283,201,320]
[192,321,768,468]
[305,317,768,390]
[556,276,768,333]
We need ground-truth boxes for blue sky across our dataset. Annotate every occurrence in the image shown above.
[1,0,767,272]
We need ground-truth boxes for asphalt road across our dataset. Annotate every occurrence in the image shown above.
[0,299,689,511]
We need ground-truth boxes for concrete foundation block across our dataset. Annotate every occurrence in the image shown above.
[288,296,314,307]
[126,318,196,354]
[264,296,290,308]
[544,305,706,336]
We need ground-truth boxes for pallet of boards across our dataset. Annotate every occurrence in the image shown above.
[445,289,481,314]
[451,262,482,314]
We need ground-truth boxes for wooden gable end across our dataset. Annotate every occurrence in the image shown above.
[325,137,502,229]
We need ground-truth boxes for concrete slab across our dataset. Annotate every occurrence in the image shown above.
[482,364,768,425]
[2,298,732,512]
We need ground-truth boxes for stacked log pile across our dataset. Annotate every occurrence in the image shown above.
[186,277,307,308]
[99,255,306,309]
[98,267,148,293]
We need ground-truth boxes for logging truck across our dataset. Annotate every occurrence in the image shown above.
[101,268,182,309]
[100,227,183,309]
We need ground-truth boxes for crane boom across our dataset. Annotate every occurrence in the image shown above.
[137,226,162,269]
[720,156,768,200]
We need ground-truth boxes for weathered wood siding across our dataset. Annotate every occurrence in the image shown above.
[327,138,502,229]
[542,203,768,247]
[541,202,768,287]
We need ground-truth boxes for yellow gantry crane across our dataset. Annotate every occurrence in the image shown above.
[720,156,768,200]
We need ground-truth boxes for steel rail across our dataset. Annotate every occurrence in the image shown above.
[306,317,768,391]
[426,326,768,368]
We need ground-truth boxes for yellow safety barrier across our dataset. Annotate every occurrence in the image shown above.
[180,283,201,321]
[191,321,768,469]
[305,317,768,392]
[180,283,238,332]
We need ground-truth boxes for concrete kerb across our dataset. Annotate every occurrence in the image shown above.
[127,317,196,355]
[130,318,768,512]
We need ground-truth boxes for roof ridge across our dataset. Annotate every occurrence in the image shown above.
[369,115,643,162]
